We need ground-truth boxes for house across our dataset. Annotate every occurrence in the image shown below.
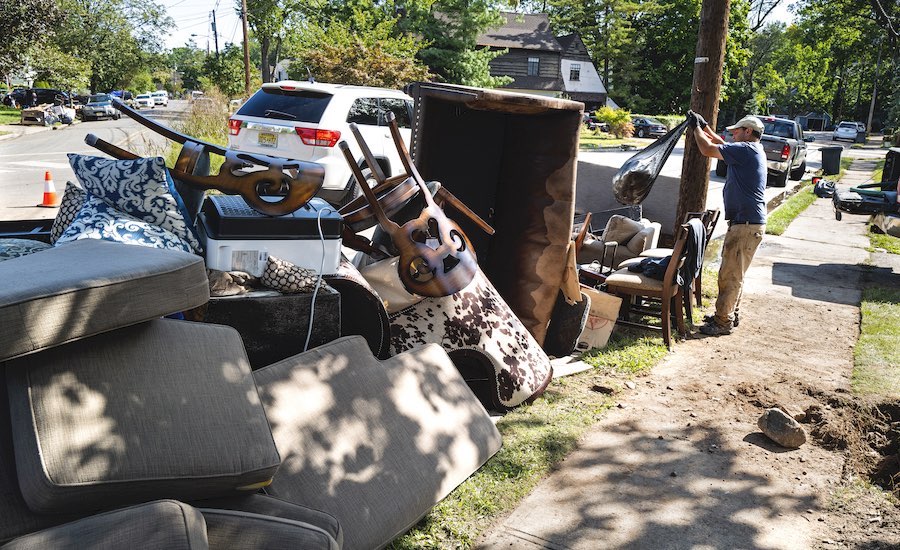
[556,33,608,111]
[477,12,607,109]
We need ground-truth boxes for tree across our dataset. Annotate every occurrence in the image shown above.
[401,0,511,86]
[242,0,301,83]
[202,44,260,98]
[29,47,90,93]
[286,8,431,88]
[52,0,172,92]
[749,0,784,31]
[0,0,61,81]
[169,43,208,92]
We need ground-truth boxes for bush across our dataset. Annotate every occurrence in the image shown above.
[595,106,633,138]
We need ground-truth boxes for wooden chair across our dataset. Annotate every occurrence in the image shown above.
[604,223,690,350]
[640,208,720,308]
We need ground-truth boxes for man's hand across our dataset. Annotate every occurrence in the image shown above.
[686,111,698,129]
[694,111,709,129]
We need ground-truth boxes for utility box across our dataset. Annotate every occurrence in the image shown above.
[407,82,583,345]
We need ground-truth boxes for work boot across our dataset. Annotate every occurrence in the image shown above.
[699,319,733,336]
[703,311,739,327]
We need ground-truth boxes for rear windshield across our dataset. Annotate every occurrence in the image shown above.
[89,94,110,103]
[839,122,857,128]
[763,120,794,138]
[237,88,332,123]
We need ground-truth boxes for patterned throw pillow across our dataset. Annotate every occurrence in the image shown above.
[49,182,87,244]
[261,255,318,294]
[56,194,195,254]
[0,238,52,262]
[67,154,202,253]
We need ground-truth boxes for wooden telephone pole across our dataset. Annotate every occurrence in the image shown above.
[676,0,731,231]
[240,0,252,96]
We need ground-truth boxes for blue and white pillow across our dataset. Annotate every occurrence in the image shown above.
[49,182,87,244]
[67,154,202,253]
[0,238,52,262]
[56,194,195,254]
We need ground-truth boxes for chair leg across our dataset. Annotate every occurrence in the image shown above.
[682,285,693,328]
[661,297,671,350]
[675,290,686,336]
[694,272,703,307]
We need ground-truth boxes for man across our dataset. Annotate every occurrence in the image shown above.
[688,112,767,336]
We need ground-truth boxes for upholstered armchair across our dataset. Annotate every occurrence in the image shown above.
[575,214,661,272]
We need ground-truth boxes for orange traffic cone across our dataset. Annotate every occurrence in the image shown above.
[37,171,60,208]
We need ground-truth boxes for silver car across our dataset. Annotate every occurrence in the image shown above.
[80,94,121,121]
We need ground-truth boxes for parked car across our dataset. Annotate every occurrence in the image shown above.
[631,116,667,138]
[833,121,861,142]
[80,93,121,121]
[227,80,415,207]
[583,114,609,132]
[151,90,169,107]
[109,90,135,107]
[135,93,154,109]
[17,88,70,106]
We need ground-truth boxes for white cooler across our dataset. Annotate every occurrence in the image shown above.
[199,196,342,277]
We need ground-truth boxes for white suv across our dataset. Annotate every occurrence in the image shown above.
[151,90,169,106]
[227,81,414,207]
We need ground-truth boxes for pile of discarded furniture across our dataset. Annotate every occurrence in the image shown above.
[20,104,76,126]
[0,83,590,548]
[832,146,900,237]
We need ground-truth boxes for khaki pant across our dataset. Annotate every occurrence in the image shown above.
[714,223,764,325]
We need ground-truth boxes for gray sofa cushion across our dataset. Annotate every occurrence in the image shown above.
[193,494,342,547]
[5,319,281,514]
[199,508,339,550]
[0,500,208,550]
[253,336,502,550]
[0,369,78,544]
[0,239,208,363]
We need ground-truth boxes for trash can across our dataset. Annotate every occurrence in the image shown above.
[821,146,842,175]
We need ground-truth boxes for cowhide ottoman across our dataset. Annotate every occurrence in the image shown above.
[390,269,553,411]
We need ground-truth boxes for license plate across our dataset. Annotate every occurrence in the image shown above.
[258,132,277,148]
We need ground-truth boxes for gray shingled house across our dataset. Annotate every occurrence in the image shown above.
[477,12,607,109]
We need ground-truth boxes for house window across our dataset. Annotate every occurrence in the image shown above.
[528,57,539,76]
[569,63,581,81]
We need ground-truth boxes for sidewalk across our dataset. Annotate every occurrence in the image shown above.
[476,164,899,548]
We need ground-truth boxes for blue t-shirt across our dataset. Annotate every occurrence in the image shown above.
[718,141,767,224]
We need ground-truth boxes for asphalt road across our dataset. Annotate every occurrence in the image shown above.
[0,101,187,221]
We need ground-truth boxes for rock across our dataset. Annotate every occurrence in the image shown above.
[591,385,615,394]
[758,408,808,448]
[625,380,637,390]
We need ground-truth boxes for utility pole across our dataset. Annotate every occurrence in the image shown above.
[676,0,731,234]
[866,39,883,135]
[211,10,220,59]
[240,0,251,96]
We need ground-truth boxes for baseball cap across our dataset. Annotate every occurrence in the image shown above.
[726,116,764,134]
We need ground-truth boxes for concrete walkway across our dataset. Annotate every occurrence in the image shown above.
[476,159,899,548]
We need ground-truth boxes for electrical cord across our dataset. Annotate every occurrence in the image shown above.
[303,205,335,352]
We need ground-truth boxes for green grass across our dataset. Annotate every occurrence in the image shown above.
[579,127,646,150]
[389,329,667,549]
[852,287,900,398]
[0,106,20,125]
[868,229,900,254]
[765,182,816,235]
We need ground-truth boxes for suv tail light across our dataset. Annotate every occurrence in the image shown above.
[780,144,790,160]
[295,127,341,147]
[228,118,242,136]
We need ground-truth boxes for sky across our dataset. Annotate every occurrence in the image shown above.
[161,0,242,51]
[159,0,799,51]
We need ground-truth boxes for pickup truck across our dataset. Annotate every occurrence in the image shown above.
[715,116,814,187]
